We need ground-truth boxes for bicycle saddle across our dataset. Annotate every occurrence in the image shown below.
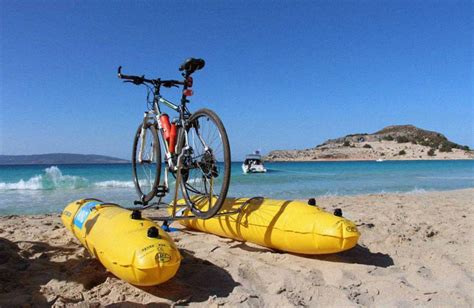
[179,58,205,74]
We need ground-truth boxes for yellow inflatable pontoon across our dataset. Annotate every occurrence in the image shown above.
[62,199,181,286]
[176,197,360,254]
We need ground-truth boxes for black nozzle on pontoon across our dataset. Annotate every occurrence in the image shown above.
[334,208,343,217]
[147,226,160,238]
[131,210,142,220]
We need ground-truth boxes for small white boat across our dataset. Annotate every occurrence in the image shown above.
[242,152,267,173]
[376,158,384,162]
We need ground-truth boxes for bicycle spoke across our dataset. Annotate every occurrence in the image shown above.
[180,111,228,217]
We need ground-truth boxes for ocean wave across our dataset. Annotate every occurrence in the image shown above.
[0,166,88,190]
[94,179,176,188]
[405,187,428,194]
[186,178,203,184]
[0,166,172,191]
[94,180,136,188]
[416,176,474,180]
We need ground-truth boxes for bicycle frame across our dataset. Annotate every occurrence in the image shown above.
[138,89,219,217]
[138,84,203,200]
[119,60,231,220]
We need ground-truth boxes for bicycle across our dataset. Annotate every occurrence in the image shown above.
[118,58,231,219]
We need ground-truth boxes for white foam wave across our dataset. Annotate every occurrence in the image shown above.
[94,180,136,188]
[417,176,474,180]
[186,178,204,184]
[0,166,88,190]
[0,175,43,190]
[405,187,428,194]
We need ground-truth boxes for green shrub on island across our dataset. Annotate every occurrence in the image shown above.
[343,141,351,147]
[452,144,469,151]
[346,133,368,137]
[427,148,436,156]
[382,135,394,141]
[439,141,453,152]
[418,139,431,147]
[414,135,467,151]
[363,144,372,148]
[396,136,410,143]
[399,150,406,155]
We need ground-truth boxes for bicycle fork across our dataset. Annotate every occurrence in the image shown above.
[138,113,153,164]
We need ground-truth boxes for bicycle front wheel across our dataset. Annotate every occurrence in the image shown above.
[132,122,161,204]
[179,108,231,219]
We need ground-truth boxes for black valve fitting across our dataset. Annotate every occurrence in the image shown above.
[131,210,142,220]
[147,226,160,238]
[334,208,343,217]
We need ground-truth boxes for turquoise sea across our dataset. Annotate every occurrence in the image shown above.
[0,160,473,215]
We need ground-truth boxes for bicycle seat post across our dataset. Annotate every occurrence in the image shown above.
[171,164,183,218]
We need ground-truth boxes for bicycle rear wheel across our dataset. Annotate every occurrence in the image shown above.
[132,122,161,203]
[179,108,231,219]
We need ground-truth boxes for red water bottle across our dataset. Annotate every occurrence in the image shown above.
[169,123,177,153]
[159,114,171,142]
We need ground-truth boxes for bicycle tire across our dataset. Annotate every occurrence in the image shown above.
[131,122,161,204]
[178,108,231,219]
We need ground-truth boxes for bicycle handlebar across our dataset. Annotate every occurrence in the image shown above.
[117,66,184,87]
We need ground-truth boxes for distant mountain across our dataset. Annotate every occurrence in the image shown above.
[0,153,129,165]
[266,125,473,161]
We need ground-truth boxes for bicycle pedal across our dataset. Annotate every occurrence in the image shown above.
[155,185,168,197]
[162,220,170,232]
[134,200,147,206]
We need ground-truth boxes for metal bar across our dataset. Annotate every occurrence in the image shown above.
[149,209,242,222]
[122,202,169,211]
[172,164,182,218]
[149,196,265,222]
[159,97,180,111]
[209,176,213,210]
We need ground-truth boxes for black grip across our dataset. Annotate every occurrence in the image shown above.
[117,66,153,85]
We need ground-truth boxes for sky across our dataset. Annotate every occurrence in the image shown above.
[0,0,472,160]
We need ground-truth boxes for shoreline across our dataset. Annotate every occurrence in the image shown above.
[1,158,473,166]
[1,189,473,306]
[0,162,131,167]
[264,158,474,162]
[1,187,473,217]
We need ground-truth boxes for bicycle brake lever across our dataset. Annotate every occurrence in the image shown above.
[123,80,141,85]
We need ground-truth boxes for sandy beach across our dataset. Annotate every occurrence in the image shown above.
[0,189,473,307]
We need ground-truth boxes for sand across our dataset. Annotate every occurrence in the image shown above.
[0,189,473,307]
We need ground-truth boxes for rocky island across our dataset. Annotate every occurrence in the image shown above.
[265,125,473,161]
